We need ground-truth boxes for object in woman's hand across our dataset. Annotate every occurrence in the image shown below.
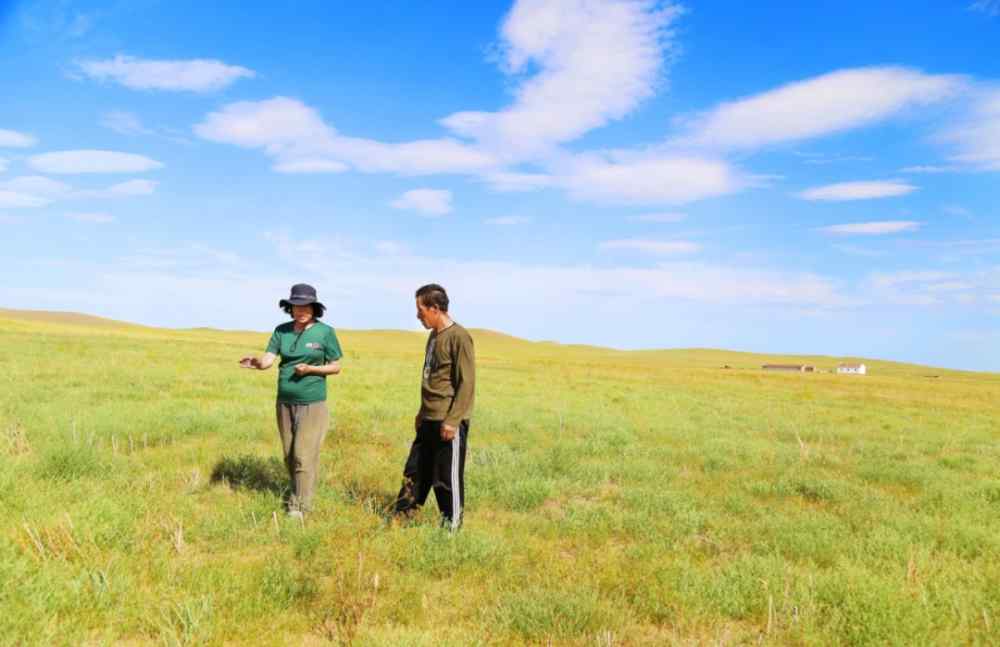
[239,357,255,368]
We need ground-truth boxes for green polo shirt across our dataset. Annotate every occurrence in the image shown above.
[265,321,343,404]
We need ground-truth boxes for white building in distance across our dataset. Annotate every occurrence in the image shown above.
[837,363,867,375]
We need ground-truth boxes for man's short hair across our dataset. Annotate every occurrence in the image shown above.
[415,284,449,312]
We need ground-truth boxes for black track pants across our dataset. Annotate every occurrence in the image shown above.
[394,420,469,529]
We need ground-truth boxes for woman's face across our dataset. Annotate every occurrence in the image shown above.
[291,304,314,325]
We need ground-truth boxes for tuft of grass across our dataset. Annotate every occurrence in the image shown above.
[39,444,107,481]
[210,454,287,494]
[495,586,621,641]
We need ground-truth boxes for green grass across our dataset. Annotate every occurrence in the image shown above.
[1,309,998,645]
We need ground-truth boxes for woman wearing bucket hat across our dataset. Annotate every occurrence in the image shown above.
[239,283,343,519]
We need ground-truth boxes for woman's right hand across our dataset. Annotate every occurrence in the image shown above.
[239,356,259,369]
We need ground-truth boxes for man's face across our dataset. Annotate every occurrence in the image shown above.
[415,299,437,330]
[291,304,314,324]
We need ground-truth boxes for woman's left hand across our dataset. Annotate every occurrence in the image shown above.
[294,363,313,376]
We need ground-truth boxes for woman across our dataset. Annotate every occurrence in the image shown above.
[240,283,343,519]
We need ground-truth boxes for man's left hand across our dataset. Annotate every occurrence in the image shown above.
[294,363,313,376]
[440,424,457,441]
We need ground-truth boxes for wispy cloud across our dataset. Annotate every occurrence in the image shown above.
[100,110,153,136]
[76,55,255,92]
[672,67,962,151]
[970,1,1000,17]
[562,153,744,204]
[899,164,962,174]
[864,267,1000,307]
[0,129,38,148]
[630,212,687,223]
[831,244,887,258]
[0,176,72,197]
[942,205,972,217]
[484,216,531,225]
[390,189,453,216]
[0,191,51,208]
[73,179,158,198]
[910,238,1000,257]
[482,171,554,192]
[798,180,916,201]
[195,97,497,176]
[272,159,349,174]
[66,212,114,224]
[820,221,920,235]
[942,88,1000,170]
[28,150,163,174]
[440,0,682,157]
[600,239,701,254]
[0,175,156,207]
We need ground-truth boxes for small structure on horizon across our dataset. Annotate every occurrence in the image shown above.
[762,364,815,373]
[837,363,867,375]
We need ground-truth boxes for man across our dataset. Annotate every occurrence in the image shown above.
[393,283,475,530]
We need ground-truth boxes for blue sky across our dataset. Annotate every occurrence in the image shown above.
[1,0,998,370]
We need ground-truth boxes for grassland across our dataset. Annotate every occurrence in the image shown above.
[1,308,998,646]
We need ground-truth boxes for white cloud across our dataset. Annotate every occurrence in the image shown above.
[273,159,349,174]
[673,67,962,151]
[925,281,973,292]
[943,89,1000,170]
[0,191,50,208]
[820,221,920,235]
[390,189,453,216]
[0,129,37,148]
[798,180,916,201]
[970,1,1000,17]
[630,212,687,222]
[942,205,972,217]
[862,268,1000,308]
[247,234,855,312]
[0,176,72,197]
[0,158,7,173]
[76,55,255,92]
[484,216,531,225]
[912,238,1000,258]
[101,110,153,136]
[601,238,700,254]
[66,212,115,224]
[562,153,744,204]
[73,179,158,199]
[440,0,682,157]
[482,171,554,192]
[105,179,157,196]
[869,270,955,290]
[116,243,243,271]
[831,244,886,258]
[899,164,961,174]
[28,150,163,174]
[195,97,497,175]
[375,240,408,255]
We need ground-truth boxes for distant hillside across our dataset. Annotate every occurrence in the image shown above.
[0,308,142,328]
[0,307,990,378]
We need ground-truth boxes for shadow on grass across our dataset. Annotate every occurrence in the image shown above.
[341,479,399,520]
[210,454,288,496]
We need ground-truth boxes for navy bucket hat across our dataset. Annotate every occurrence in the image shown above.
[279,283,325,310]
